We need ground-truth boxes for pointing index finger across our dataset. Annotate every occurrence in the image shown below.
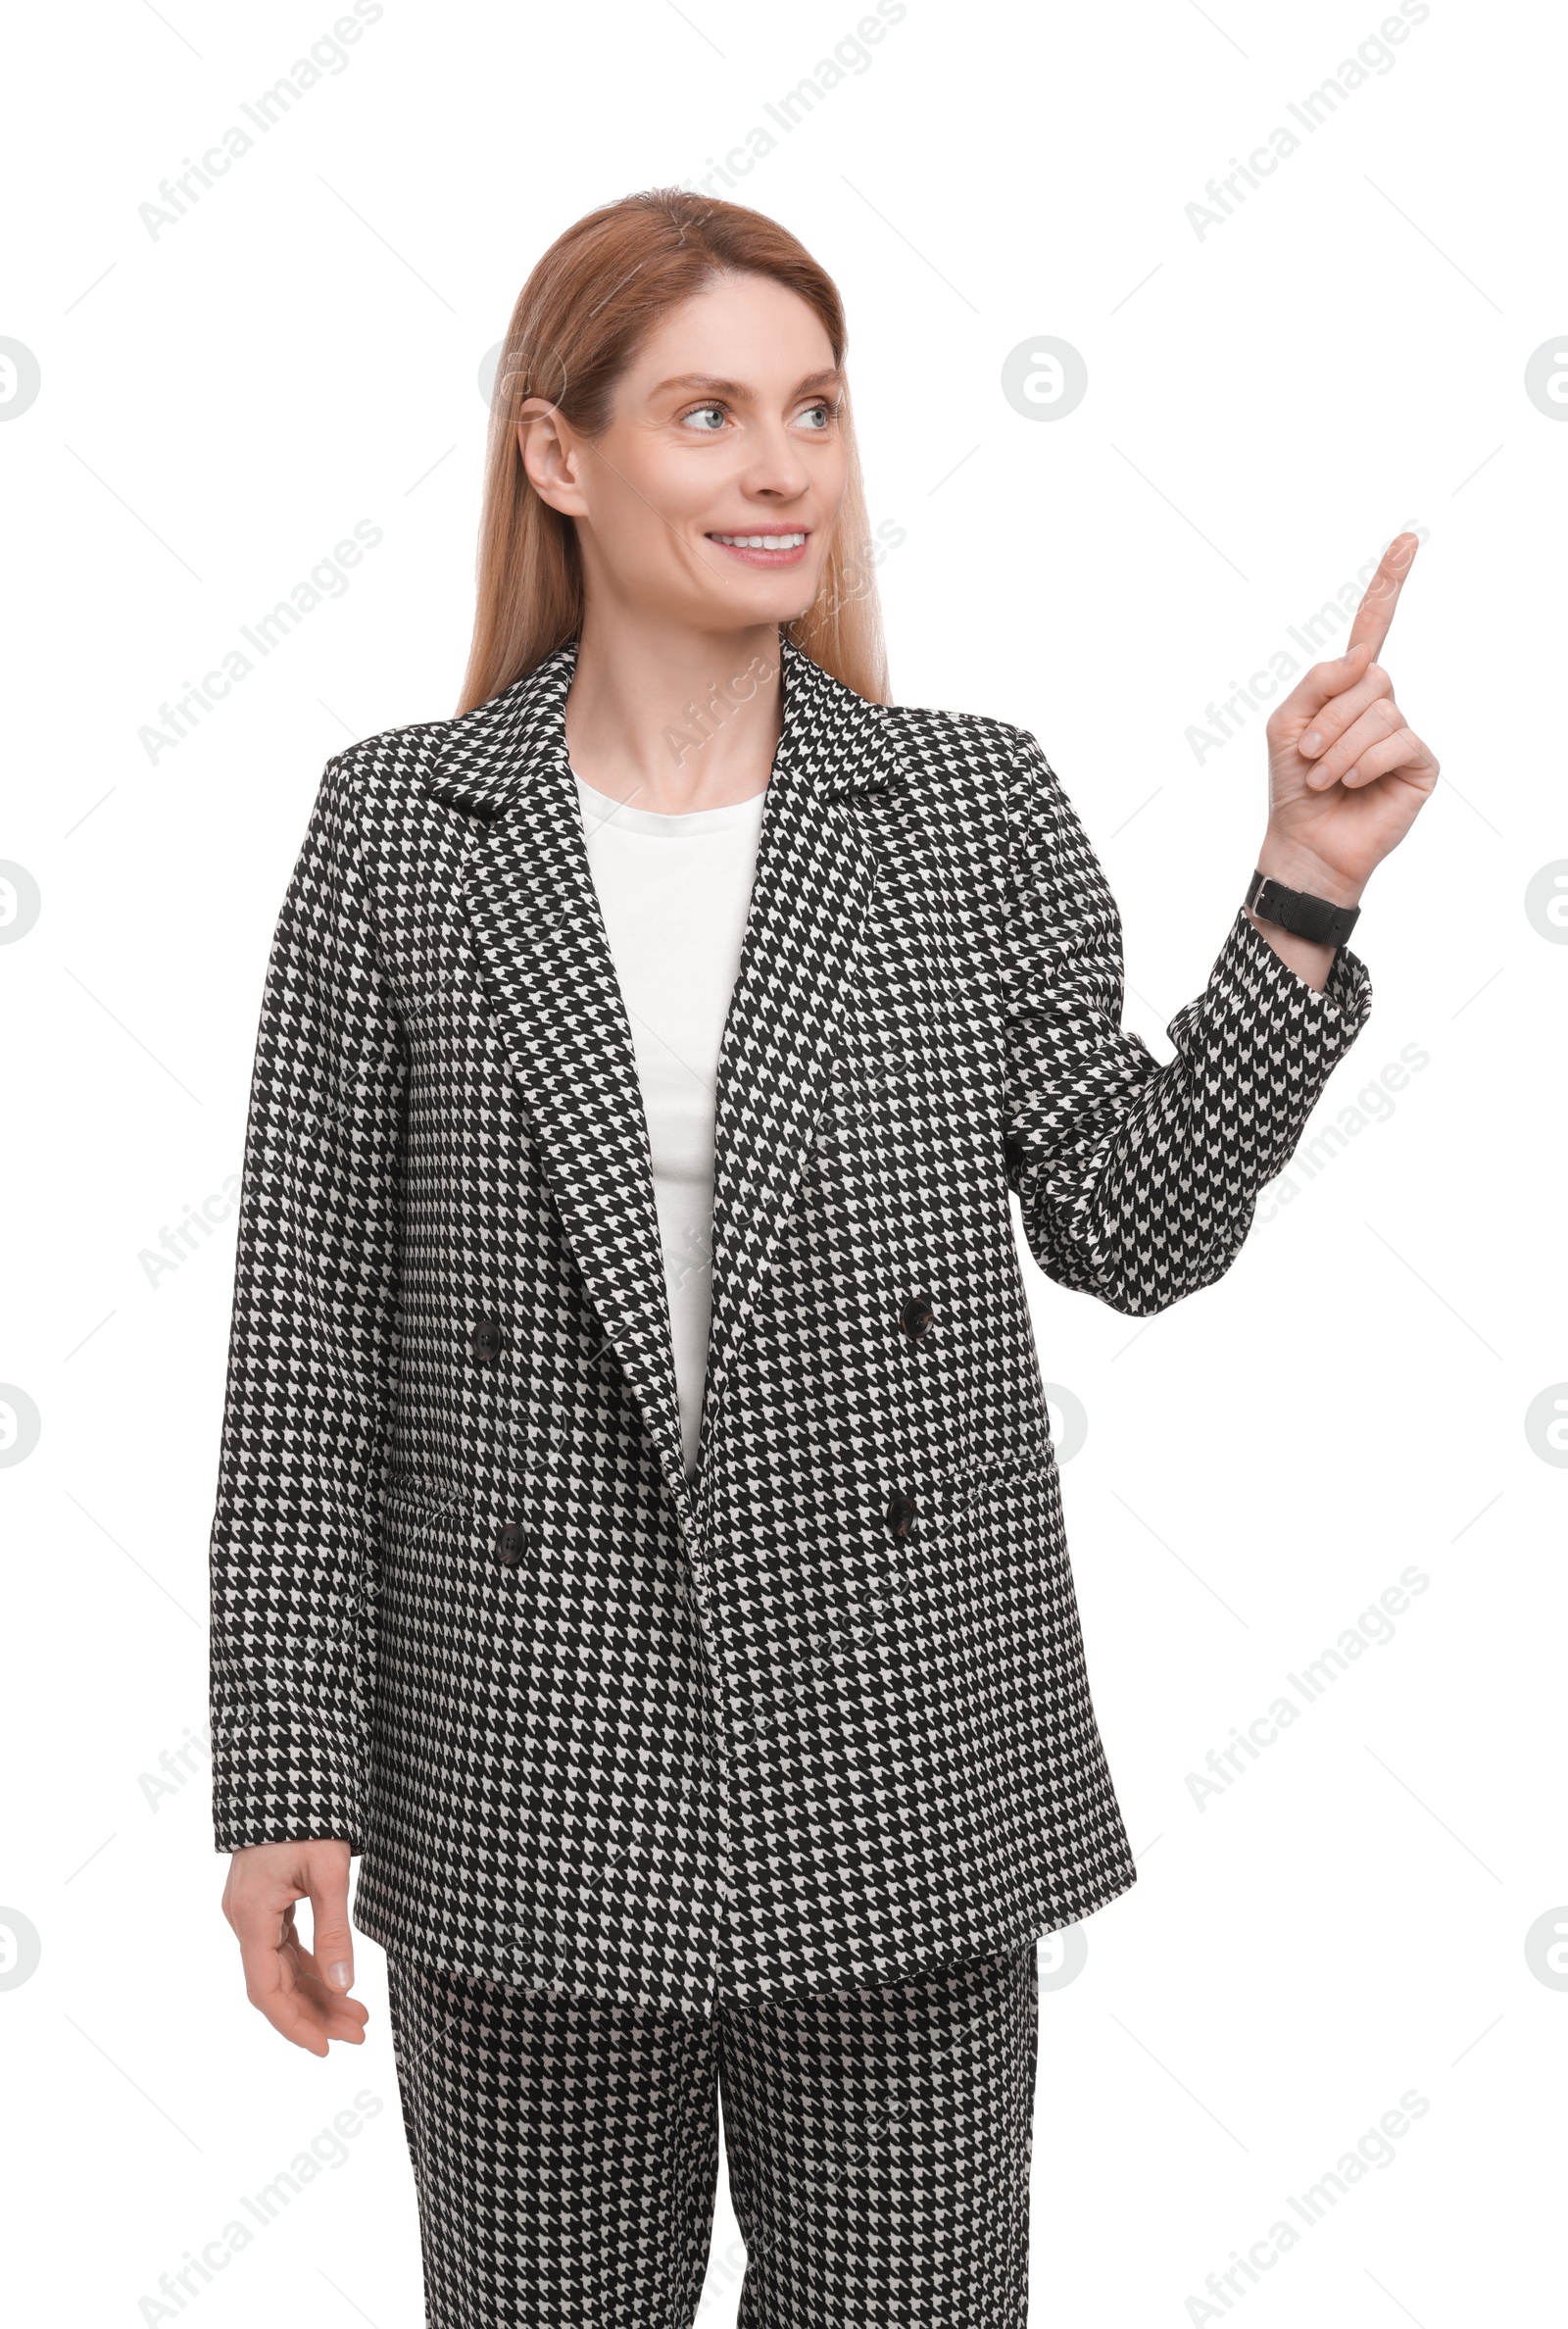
[1346,530,1419,663]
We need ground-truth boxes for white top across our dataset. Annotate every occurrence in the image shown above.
[573,770,769,1479]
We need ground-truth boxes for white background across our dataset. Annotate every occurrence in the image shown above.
[3,1,1563,2322]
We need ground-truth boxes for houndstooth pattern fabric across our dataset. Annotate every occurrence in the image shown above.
[208,631,1374,2013]
[385,1938,1038,2326]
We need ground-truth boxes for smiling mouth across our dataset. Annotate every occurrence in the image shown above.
[706,529,810,564]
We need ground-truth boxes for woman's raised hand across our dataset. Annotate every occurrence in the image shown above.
[220,1839,368,2056]
[1258,531,1440,904]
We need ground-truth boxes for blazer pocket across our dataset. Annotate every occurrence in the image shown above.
[918,1439,1058,1514]
[378,1476,469,1557]
[911,1440,1067,1575]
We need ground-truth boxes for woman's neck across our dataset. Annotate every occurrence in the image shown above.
[563,610,786,813]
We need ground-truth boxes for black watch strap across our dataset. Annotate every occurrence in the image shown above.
[1245,867,1361,948]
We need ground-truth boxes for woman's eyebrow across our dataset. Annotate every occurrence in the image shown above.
[648,368,843,401]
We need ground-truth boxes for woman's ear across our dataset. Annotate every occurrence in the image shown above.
[517,400,588,519]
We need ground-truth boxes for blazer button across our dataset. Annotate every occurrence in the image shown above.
[496,1522,526,1566]
[472,1316,504,1365]
[899,1294,935,1341]
[886,1492,917,1542]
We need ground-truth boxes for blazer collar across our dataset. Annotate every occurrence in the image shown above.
[422,631,900,1535]
[426,629,899,818]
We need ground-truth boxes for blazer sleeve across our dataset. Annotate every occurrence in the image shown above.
[208,750,408,1855]
[999,722,1373,1316]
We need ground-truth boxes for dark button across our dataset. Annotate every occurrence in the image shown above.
[496,1522,526,1566]
[900,1294,935,1341]
[472,1316,504,1364]
[886,1492,917,1542]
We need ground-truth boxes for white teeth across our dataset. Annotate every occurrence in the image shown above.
[710,532,806,548]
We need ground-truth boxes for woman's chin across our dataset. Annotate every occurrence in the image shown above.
[706,567,828,626]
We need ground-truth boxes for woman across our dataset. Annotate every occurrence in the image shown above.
[210,189,1438,2325]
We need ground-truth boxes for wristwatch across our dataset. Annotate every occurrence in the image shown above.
[1245,867,1361,948]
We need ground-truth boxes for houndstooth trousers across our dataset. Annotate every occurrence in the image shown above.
[386,1938,1040,2326]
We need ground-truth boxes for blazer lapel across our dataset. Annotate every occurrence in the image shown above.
[695,636,900,1491]
[425,640,691,1520]
[422,630,902,1527]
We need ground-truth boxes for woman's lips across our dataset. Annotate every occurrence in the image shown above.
[705,530,810,568]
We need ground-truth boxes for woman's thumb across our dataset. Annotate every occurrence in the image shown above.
[306,1858,355,1992]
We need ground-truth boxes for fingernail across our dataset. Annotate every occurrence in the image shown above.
[327,1961,352,1989]
[1301,731,1323,756]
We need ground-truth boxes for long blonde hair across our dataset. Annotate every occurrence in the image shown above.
[458,187,890,715]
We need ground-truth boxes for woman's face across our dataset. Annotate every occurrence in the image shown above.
[520,271,850,635]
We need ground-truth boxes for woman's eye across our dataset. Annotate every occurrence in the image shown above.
[799,400,833,430]
[681,403,727,432]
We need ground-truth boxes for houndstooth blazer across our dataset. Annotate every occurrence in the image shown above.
[208,631,1373,2013]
